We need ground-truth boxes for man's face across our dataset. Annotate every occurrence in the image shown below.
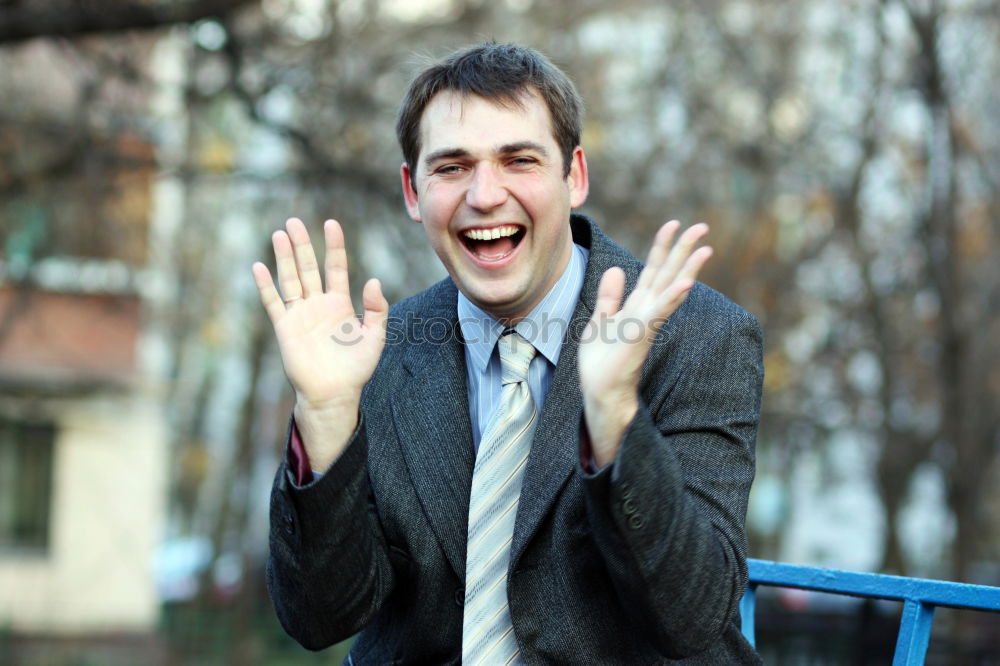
[401,89,588,324]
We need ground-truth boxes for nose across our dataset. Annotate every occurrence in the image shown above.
[465,165,508,212]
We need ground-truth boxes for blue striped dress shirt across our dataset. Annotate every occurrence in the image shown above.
[458,242,590,450]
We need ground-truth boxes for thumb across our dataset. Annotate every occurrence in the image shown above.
[362,278,388,334]
[591,267,626,322]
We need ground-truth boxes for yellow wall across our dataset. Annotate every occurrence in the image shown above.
[0,392,167,633]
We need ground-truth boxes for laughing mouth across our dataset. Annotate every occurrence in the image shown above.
[461,224,525,261]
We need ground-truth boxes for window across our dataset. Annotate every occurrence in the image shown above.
[0,419,55,552]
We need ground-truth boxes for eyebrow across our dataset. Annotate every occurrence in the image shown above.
[422,141,551,171]
[498,141,550,157]
[423,148,470,170]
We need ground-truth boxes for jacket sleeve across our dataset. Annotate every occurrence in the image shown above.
[266,415,397,651]
[580,302,763,659]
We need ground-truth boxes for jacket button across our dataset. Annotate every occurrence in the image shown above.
[628,514,644,530]
[621,484,634,500]
[455,587,465,607]
[283,513,295,535]
[623,498,637,515]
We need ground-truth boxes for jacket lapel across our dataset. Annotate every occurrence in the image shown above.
[510,216,641,567]
[509,305,589,566]
[391,304,475,581]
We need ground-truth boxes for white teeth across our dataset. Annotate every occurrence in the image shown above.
[463,225,519,241]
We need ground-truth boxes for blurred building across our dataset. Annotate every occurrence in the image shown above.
[0,286,167,635]
[0,37,168,647]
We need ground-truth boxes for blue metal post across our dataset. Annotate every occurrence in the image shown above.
[739,583,757,647]
[892,600,935,666]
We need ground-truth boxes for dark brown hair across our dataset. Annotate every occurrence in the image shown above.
[396,42,584,186]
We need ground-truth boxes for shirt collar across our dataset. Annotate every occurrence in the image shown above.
[458,242,589,373]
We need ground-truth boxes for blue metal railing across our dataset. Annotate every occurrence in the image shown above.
[740,559,1000,665]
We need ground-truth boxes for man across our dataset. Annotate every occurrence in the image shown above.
[252,42,763,664]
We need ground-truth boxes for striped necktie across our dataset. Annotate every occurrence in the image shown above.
[462,331,537,666]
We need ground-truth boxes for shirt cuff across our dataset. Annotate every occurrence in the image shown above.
[288,418,314,486]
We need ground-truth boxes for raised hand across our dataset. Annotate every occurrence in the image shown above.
[252,217,388,470]
[578,221,713,467]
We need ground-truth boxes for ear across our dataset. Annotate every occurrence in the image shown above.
[567,146,589,208]
[401,162,422,222]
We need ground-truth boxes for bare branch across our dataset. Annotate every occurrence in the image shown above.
[0,0,256,45]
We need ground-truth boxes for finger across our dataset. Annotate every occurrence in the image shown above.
[650,223,709,293]
[285,217,323,297]
[324,219,350,296]
[591,267,626,323]
[361,278,389,334]
[677,245,713,284]
[636,221,679,292]
[654,246,713,315]
[272,230,303,303]
[251,262,286,325]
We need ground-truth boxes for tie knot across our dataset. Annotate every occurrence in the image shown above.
[498,332,536,385]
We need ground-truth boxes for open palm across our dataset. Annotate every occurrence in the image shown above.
[253,218,387,405]
[252,218,387,468]
[578,221,713,465]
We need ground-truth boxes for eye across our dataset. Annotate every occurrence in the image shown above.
[433,164,466,176]
[508,156,538,168]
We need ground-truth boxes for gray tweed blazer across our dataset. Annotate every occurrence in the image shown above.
[267,215,764,664]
